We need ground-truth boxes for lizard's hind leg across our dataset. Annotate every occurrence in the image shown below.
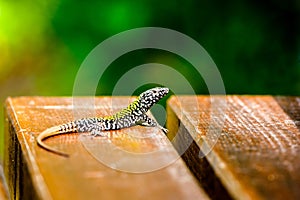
[90,129,106,136]
[89,123,107,136]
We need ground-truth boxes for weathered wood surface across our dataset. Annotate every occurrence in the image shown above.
[0,183,8,200]
[167,96,300,200]
[4,96,208,200]
[0,169,9,200]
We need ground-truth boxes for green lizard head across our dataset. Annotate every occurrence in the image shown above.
[138,87,169,111]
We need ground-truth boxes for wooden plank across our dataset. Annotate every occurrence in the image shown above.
[167,95,300,200]
[0,166,9,200]
[0,181,8,200]
[4,96,209,200]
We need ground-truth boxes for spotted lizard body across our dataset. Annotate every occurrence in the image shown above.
[37,87,169,157]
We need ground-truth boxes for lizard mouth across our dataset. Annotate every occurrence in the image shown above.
[159,87,169,97]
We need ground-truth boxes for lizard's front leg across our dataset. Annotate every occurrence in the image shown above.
[137,114,169,133]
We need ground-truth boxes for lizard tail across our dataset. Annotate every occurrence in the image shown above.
[37,126,70,157]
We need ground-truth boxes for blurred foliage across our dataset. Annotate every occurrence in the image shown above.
[0,0,300,159]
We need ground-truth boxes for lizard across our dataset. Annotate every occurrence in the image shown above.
[37,87,169,157]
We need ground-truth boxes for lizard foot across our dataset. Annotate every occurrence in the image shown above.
[90,130,106,137]
[161,127,169,134]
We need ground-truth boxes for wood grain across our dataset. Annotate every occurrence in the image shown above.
[167,95,300,200]
[0,170,9,200]
[4,96,208,200]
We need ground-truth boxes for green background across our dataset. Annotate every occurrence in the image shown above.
[0,0,300,159]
